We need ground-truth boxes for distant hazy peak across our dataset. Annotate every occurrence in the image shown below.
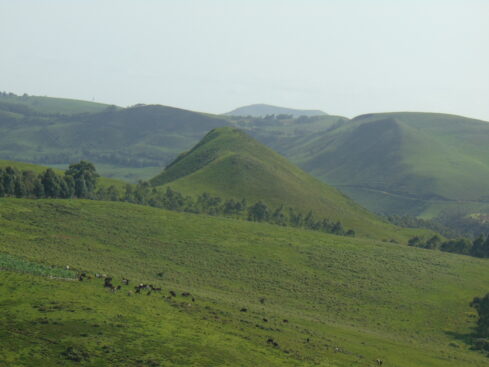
[225,104,327,118]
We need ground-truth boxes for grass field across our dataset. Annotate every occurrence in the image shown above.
[1,198,489,366]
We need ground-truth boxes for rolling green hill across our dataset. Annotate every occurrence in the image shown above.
[2,92,489,224]
[0,92,115,115]
[0,102,231,181]
[226,104,327,117]
[150,127,425,240]
[1,198,488,366]
[283,112,489,219]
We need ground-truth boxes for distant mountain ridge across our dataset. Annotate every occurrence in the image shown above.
[225,104,327,117]
[0,92,115,115]
[282,112,489,218]
[3,92,489,223]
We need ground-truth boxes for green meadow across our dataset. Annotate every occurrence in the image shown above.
[1,198,488,366]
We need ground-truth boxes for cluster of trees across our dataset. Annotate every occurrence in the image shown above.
[470,294,489,352]
[388,213,489,240]
[408,234,489,258]
[0,161,99,199]
[119,184,355,236]
[1,162,355,238]
[386,215,460,238]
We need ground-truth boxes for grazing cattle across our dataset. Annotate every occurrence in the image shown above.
[191,297,195,302]
[78,275,84,281]
[240,308,248,312]
[282,319,288,323]
[306,338,310,343]
[169,291,176,297]
[259,297,266,304]
[376,359,383,366]
[262,318,268,322]
[116,285,122,290]
[122,278,129,285]
[267,338,274,344]
[104,277,113,288]
[181,292,191,297]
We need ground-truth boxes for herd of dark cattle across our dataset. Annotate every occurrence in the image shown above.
[76,271,384,365]
[78,271,194,300]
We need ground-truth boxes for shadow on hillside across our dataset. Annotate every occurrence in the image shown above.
[445,329,489,357]
[444,330,475,347]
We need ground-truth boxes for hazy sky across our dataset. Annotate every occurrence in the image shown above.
[1,0,488,120]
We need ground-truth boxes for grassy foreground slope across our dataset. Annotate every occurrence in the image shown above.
[286,112,489,218]
[0,198,488,366]
[150,127,418,240]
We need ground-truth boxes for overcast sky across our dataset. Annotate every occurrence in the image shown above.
[1,0,488,120]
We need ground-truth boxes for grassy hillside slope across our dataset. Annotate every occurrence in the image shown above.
[150,127,429,240]
[0,198,488,366]
[286,112,489,218]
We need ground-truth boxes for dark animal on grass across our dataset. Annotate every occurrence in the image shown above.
[267,338,274,344]
[282,319,288,323]
[151,286,162,291]
[240,308,248,312]
[376,359,383,366]
[122,278,129,285]
[259,297,266,304]
[192,297,195,302]
[135,284,151,293]
[169,290,176,297]
[182,292,191,297]
[116,285,121,290]
[104,277,113,288]
[263,318,268,322]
